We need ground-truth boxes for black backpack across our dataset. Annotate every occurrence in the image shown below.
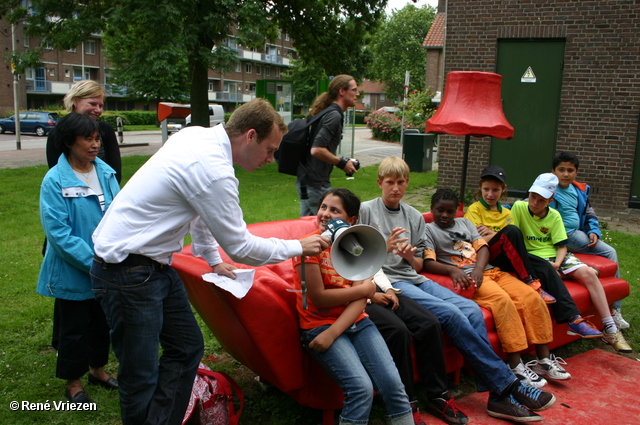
[275,104,341,176]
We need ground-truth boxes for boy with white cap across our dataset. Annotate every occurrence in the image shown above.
[510,173,632,353]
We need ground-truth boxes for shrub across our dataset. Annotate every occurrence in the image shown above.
[365,90,437,142]
[365,110,403,142]
[100,111,157,127]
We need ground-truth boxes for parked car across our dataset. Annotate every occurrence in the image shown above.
[0,111,60,136]
[167,121,184,135]
[185,104,225,127]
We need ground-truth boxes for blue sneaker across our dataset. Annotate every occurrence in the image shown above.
[567,316,603,339]
[511,381,555,411]
[487,393,542,422]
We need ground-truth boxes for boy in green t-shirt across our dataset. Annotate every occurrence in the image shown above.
[510,173,631,353]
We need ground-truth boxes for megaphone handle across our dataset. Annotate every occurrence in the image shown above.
[301,256,308,310]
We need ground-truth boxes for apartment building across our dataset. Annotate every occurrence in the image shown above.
[0,19,296,115]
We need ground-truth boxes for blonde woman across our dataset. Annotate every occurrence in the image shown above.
[47,80,121,182]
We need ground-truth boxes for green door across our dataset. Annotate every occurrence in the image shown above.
[491,39,565,195]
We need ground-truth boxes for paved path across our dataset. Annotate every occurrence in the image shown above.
[0,127,404,170]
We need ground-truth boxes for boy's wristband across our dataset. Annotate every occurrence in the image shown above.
[336,156,349,169]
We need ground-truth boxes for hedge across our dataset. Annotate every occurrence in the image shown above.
[100,111,157,126]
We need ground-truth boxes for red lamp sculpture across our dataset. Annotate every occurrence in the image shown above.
[426,71,514,209]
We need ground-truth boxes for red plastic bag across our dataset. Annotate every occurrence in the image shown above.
[182,362,244,425]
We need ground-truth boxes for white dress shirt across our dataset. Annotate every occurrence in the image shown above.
[93,125,302,266]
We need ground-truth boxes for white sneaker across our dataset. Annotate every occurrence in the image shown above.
[612,308,630,330]
[528,354,572,381]
[512,360,547,388]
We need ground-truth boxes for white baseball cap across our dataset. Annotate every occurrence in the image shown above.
[529,173,558,199]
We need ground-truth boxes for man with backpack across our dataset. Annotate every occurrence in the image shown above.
[296,74,360,216]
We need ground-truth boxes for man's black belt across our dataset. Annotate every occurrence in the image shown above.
[94,253,164,268]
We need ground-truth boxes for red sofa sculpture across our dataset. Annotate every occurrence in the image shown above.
[171,213,630,425]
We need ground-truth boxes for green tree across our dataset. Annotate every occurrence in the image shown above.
[282,58,327,110]
[1,0,386,126]
[367,4,435,100]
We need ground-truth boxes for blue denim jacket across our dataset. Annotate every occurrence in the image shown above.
[37,154,120,300]
[550,181,601,239]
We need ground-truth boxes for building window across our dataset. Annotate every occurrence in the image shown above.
[224,37,238,50]
[208,80,214,91]
[66,47,77,53]
[380,94,386,101]
[85,40,96,55]
[73,68,83,81]
[48,68,55,76]
[274,68,279,77]
[23,35,29,47]
[245,63,252,74]
[265,66,271,76]
[285,33,290,41]
[249,83,256,93]
[256,65,261,75]
[235,62,241,73]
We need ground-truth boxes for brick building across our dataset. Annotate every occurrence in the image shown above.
[360,80,396,111]
[0,19,296,116]
[435,0,640,214]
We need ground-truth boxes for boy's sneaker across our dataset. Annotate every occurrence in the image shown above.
[536,288,556,304]
[512,360,547,388]
[410,401,426,425]
[428,392,469,424]
[612,308,630,330]
[487,393,542,422]
[602,330,633,353]
[567,316,603,339]
[510,380,556,411]
[528,354,572,381]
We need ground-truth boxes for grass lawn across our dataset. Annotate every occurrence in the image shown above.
[0,155,637,424]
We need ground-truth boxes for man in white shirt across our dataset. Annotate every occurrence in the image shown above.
[90,99,328,425]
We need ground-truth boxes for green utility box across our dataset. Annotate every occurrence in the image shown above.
[403,132,436,172]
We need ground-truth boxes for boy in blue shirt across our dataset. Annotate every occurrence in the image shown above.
[550,151,630,330]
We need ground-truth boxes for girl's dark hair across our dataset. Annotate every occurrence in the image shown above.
[55,112,100,156]
[320,188,361,219]
[431,188,459,208]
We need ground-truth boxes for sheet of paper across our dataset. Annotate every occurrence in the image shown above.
[201,269,255,299]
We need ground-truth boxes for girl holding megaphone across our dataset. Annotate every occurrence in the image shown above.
[293,188,414,425]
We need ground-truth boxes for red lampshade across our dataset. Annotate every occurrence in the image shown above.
[426,71,514,139]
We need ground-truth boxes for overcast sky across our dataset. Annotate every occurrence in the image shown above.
[384,0,438,14]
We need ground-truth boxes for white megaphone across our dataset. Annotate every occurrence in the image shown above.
[323,218,387,281]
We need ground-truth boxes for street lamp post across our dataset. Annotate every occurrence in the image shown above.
[11,22,21,151]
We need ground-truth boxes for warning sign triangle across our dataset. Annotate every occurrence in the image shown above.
[522,67,535,79]
[521,66,536,83]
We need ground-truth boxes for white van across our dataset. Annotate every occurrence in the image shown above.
[185,104,225,127]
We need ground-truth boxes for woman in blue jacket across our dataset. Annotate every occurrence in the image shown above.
[37,113,121,404]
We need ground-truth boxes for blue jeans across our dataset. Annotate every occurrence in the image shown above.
[566,229,622,309]
[301,318,412,425]
[393,280,516,394]
[91,258,204,425]
[296,180,330,217]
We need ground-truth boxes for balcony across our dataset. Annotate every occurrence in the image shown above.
[25,80,128,97]
[236,49,290,66]
[209,92,254,103]
[25,80,51,92]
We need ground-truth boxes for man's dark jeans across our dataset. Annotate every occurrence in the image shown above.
[91,256,203,425]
